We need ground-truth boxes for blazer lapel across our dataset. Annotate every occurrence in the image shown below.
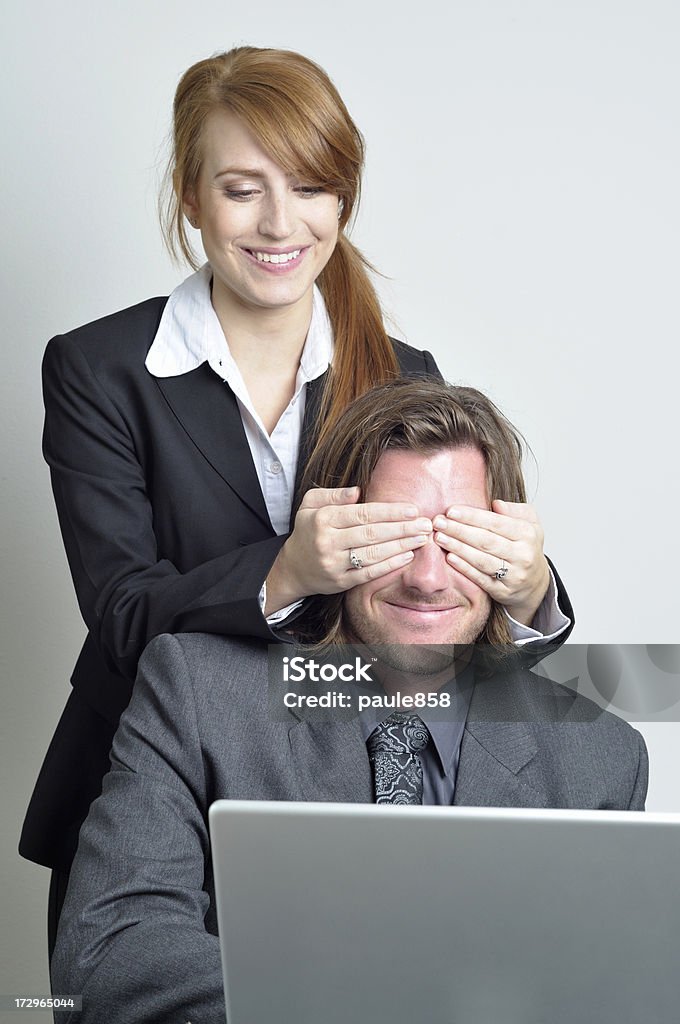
[291,370,328,515]
[288,713,374,803]
[454,673,545,808]
[454,724,546,808]
[156,364,272,529]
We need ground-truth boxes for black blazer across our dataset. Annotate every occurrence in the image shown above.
[19,297,443,868]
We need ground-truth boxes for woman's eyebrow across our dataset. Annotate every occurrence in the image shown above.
[213,166,308,183]
[213,166,265,180]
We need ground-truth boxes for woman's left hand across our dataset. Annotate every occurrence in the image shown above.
[432,500,551,627]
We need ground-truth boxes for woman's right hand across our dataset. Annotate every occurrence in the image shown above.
[264,486,433,615]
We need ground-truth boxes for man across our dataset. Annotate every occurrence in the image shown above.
[52,380,647,1023]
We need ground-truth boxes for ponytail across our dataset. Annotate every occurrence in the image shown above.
[313,234,399,463]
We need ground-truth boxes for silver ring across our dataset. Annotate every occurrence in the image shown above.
[495,560,509,580]
[349,549,364,570]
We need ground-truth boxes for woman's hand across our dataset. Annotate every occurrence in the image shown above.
[264,486,432,615]
[432,500,551,627]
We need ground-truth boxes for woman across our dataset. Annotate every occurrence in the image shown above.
[20,46,568,948]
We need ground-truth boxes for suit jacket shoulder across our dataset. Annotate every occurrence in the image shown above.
[390,336,441,378]
[47,296,169,363]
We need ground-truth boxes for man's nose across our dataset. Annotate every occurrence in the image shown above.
[258,191,294,239]
[400,534,451,595]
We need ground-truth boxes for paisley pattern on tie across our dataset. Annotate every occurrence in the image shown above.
[367,713,430,805]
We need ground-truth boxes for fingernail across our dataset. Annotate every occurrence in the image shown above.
[446,507,460,518]
[433,515,447,529]
[415,517,433,532]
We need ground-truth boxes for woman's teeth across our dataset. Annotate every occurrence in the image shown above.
[252,249,301,263]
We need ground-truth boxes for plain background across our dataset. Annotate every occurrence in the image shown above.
[2,0,678,1014]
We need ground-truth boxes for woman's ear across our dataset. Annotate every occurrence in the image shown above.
[182,187,200,230]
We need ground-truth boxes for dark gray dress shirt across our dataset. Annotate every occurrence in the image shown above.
[359,669,475,804]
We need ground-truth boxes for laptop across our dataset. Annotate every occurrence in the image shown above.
[209,801,680,1024]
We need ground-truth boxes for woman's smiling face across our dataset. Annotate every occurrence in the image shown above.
[184,109,340,319]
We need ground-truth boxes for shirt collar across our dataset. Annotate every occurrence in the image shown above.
[358,668,475,783]
[145,263,333,385]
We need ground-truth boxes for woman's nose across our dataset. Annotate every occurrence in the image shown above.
[258,192,294,240]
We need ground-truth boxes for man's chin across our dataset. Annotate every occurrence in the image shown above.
[369,642,468,676]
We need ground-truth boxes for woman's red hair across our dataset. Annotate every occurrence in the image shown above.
[160,47,399,457]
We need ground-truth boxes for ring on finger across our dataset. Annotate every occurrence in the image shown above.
[494,559,509,580]
[349,549,364,570]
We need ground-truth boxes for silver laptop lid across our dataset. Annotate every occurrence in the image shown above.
[209,801,680,1024]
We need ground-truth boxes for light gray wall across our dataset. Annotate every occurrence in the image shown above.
[2,0,678,1013]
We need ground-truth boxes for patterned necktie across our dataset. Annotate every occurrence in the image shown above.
[367,713,430,804]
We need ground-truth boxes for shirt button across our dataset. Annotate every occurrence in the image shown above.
[270,461,282,474]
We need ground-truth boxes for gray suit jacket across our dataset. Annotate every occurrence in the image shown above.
[52,633,648,1024]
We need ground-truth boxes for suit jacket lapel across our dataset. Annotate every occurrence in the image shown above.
[155,365,272,529]
[291,370,328,516]
[454,673,545,808]
[155,342,425,533]
[288,713,373,803]
[287,669,557,807]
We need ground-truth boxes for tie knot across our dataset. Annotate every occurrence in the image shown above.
[367,713,429,758]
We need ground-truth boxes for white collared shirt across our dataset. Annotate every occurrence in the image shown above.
[145,265,568,641]
[146,264,332,537]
